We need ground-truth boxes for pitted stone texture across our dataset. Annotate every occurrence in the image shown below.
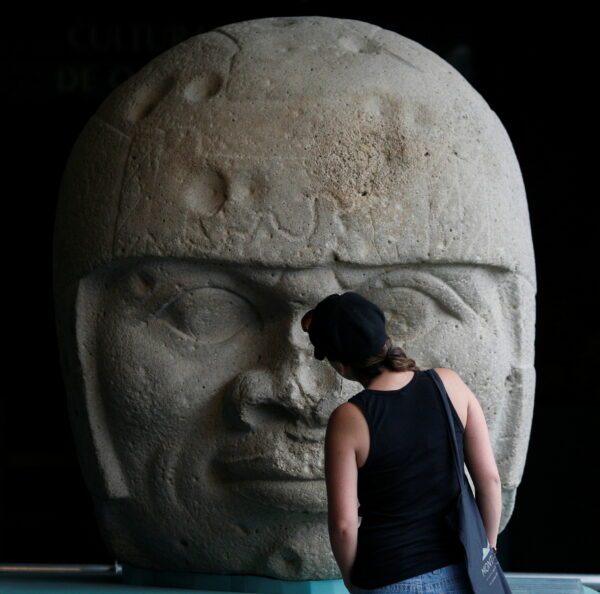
[54,17,536,579]
[55,17,534,289]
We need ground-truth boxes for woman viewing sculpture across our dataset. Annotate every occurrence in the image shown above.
[303,292,504,593]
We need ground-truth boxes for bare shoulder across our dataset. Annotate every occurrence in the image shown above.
[327,402,367,433]
[326,402,370,468]
[434,368,474,396]
[433,367,471,427]
[434,367,464,387]
[326,402,368,444]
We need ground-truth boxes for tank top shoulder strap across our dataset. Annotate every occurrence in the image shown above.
[424,368,465,434]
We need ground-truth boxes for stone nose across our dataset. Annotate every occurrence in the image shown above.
[224,350,343,432]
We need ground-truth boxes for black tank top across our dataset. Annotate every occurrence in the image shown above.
[348,369,464,589]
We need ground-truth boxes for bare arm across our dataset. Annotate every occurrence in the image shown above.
[325,403,361,589]
[464,391,502,547]
[437,368,502,548]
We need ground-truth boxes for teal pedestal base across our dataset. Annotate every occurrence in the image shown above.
[0,570,596,593]
[122,566,346,594]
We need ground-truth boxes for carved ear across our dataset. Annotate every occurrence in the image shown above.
[495,274,536,531]
[497,364,536,531]
[62,272,130,500]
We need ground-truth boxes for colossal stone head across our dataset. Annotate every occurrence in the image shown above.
[54,17,536,579]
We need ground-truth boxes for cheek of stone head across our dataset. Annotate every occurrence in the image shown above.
[53,16,536,579]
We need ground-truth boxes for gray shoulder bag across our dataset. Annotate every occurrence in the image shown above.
[425,369,512,594]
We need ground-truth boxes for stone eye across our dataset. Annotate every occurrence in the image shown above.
[363,282,471,344]
[158,287,258,344]
[381,288,443,342]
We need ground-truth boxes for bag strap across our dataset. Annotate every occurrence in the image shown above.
[425,368,466,488]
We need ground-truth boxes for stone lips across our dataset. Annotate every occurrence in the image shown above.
[55,16,535,291]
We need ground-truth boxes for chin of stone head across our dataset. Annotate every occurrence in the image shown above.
[53,16,536,578]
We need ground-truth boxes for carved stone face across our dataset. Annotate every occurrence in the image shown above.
[54,17,536,579]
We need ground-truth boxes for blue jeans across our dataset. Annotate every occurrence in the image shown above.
[349,563,473,593]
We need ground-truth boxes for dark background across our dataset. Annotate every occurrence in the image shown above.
[1,9,597,574]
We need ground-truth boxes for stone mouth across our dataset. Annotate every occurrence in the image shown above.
[214,450,324,482]
[213,435,326,512]
[228,478,327,513]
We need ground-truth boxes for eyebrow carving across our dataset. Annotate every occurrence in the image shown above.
[117,259,490,323]
[377,269,479,321]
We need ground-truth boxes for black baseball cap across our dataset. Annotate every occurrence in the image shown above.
[301,292,387,364]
